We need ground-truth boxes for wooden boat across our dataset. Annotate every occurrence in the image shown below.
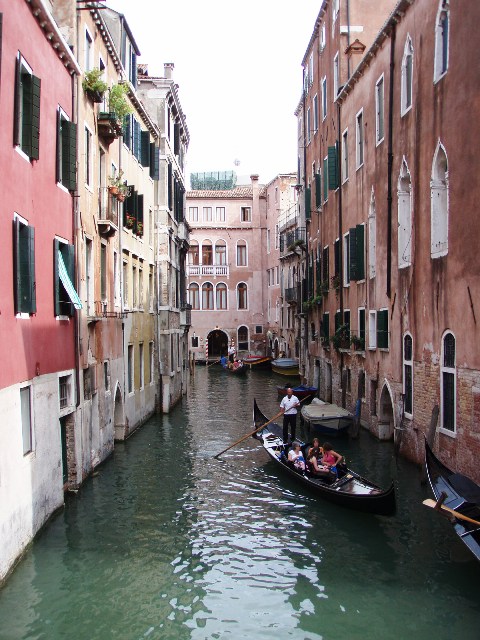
[271,358,300,377]
[301,398,354,437]
[277,384,317,400]
[424,440,480,561]
[243,355,272,370]
[252,400,396,515]
[222,361,247,375]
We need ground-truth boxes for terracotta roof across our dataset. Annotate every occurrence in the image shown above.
[187,186,266,198]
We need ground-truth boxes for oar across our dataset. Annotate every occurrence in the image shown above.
[206,359,221,368]
[214,410,284,459]
[214,394,314,460]
[423,495,480,527]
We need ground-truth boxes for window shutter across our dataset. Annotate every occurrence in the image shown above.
[124,186,135,226]
[54,239,61,316]
[334,239,340,276]
[323,158,328,201]
[305,186,311,220]
[322,246,329,284]
[123,115,131,149]
[30,75,41,160]
[356,223,365,280]
[174,123,180,155]
[131,52,137,87]
[167,163,172,210]
[328,145,338,190]
[56,109,61,184]
[63,121,77,191]
[349,227,358,281]
[13,56,21,146]
[137,194,144,225]
[13,219,21,313]
[335,310,341,333]
[149,143,159,179]
[63,243,75,316]
[315,172,321,207]
[27,225,36,313]
[279,235,284,252]
[141,131,150,167]
[321,313,329,338]
[377,309,389,348]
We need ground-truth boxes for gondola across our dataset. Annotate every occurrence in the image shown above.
[424,439,480,561]
[222,361,247,375]
[277,384,318,400]
[243,355,272,369]
[252,399,396,515]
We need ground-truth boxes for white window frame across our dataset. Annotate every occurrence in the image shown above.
[342,128,349,182]
[139,342,144,390]
[20,384,33,455]
[84,25,93,72]
[356,108,364,169]
[189,207,199,222]
[127,344,134,394]
[343,231,350,286]
[398,159,413,269]
[401,36,414,116]
[434,0,450,83]
[321,77,327,120]
[431,141,449,258]
[84,123,93,189]
[320,23,326,52]
[333,52,339,98]
[440,331,456,435]
[375,75,385,145]
[368,190,376,279]
[240,207,251,223]
[307,107,311,144]
[236,240,248,266]
[403,332,413,419]
[203,207,213,222]
[313,94,319,133]
[216,206,226,222]
[368,310,377,350]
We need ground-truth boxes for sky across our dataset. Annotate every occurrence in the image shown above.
[107,0,320,186]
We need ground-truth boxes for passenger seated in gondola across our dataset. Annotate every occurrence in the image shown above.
[306,438,325,473]
[233,359,243,369]
[321,442,343,474]
[287,442,305,471]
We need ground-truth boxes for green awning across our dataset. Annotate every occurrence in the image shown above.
[58,250,82,310]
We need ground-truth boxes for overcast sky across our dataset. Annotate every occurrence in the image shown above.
[107,0,320,185]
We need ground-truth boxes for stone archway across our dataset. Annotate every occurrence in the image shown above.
[114,383,126,441]
[207,329,229,359]
[378,382,395,440]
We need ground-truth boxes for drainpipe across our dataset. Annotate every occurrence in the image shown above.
[337,101,345,391]
[346,0,351,78]
[386,24,396,298]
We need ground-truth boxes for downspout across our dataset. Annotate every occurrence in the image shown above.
[337,102,344,385]
[346,0,351,78]
[386,24,396,298]
[72,25,81,410]
[301,79,308,366]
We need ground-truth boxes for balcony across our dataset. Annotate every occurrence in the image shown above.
[97,188,119,237]
[280,227,306,256]
[97,112,122,145]
[180,302,192,327]
[284,287,298,305]
[187,264,229,278]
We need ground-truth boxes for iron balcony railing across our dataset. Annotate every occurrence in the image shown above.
[98,187,119,227]
[187,264,229,277]
[280,227,306,255]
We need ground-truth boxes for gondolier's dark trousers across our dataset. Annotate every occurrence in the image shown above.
[283,413,297,443]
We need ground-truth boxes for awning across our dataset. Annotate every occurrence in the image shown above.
[58,251,82,310]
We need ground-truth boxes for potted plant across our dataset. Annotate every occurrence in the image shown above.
[108,83,132,121]
[331,324,350,350]
[136,222,144,236]
[351,334,365,350]
[82,68,108,103]
[108,171,131,201]
[117,183,131,202]
[331,274,341,292]
[125,214,135,229]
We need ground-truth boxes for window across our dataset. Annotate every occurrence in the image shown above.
[148,267,153,312]
[342,129,348,182]
[401,37,414,115]
[321,312,330,344]
[343,232,350,285]
[189,242,199,265]
[238,326,249,351]
[139,342,144,389]
[132,264,137,309]
[189,207,199,222]
[56,109,76,191]
[375,76,384,144]
[307,107,311,144]
[216,283,227,310]
[202,282,214,310]
[84,125,92,187]
[14,55,40,160]
[431,143,449,258]
[138,266,143,310]
[20,386,32,455]
[398,160,413,268]
[240,207,251,222]
[322,245,329,285]
[333,52,339,98]
[103,361,110,393]
[320,23,326,51]
[84,27,93,71]
[100,243,107,303]
[84,365,96,399]
[321,77,327,120]
[128,344,134,393]
[255,325,263,334]
[149,342,154,384]
[237,241,247,266]
[189,283,199,309]
[348,225,365,281]
[434,0,449,82]
[216,207,226,222]
[441,332,456,433]
[191,335,199,348]
[308,53,314,87]
[403,334,413,416]
[215,241,227,265]
[315,171,322,208]
[368,190,376,279]
[356,109,364,168]
[368,310,377,349]
[123,259,129,307]
[237,283,248,309]
[358,308,366,349]
[266,229,271,253]
[323,156,328,202]
[13,216,36,315]
[54,239,81,317]
[203,207,213,222]
[202,242,213,265]
[377,309,389,349]
[313,94,319,133]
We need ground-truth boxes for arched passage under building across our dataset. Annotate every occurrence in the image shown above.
[207,329,229,359]
[114,383,126,441]
[378,382,395,440]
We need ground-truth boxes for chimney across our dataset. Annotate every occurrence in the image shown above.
[164,63,175,80]
[251,174,260,219]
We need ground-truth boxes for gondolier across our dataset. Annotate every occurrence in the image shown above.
[279,388,300,443]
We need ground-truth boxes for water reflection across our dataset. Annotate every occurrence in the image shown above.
[0,366,479,639]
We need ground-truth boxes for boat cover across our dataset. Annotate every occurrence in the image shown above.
[301,399,353,421]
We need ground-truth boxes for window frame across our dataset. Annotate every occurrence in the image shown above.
[236,240,247,267]
[14,54,40,162]
[356,108,364,169]
[237,282,248,310]
[368,310,377,350]
[403,333,413,418]
[375,75,385,146]
[240,206,251,223]
[440,331,456,435]
[401,36,414,116]
[13,213,36,317]
[341,128,349,182]
[434,0,449,83]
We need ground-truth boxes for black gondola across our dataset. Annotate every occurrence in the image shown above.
[252,399,396,516]
[424,439,480,561]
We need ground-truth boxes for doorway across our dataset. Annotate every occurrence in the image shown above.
[207,330,228,358]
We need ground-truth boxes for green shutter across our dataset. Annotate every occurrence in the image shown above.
[15,222,35,314]
[328,145,338,190]
[62,121,77,191]
[150,143,159,179]
[64,244,75,316]
[135,121,141,161]
[13,56,21,146]
[335,310,341,333]
[305,187,311,220]
[321,313,329,338]
[356,223,365,280]
[27,226,36,313]
[131,52,137,87]
[54,239,61,316]
[56,109,61,183]
[124,186,135,226]
[30,75,41,160]
[137,194,144,225]
[123,115,131,149]
[141,131,150,167]
[323,158,328,201]
[377,309,389,348]
[334,239,340,276]
[322,246,329,284]
[13,219,21,313]
[167,163,172,210]
[359,308,365,341]
[315,172,321,207]
[349,227,357,281]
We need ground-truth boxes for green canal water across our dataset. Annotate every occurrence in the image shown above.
[1,367,479,640]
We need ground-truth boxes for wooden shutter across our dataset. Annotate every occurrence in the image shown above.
[323,158,328,201]
[174,123,180,155]
[377,309,388,348]
[137,194,144,229]
[124,186,135,226]
[322,246,329,284]
[63,243,75,316]
[15,222,36,314]
[141,131,150,167]
[123,115,131,149]
[13,56,21,146]
[321,313,329,338]
[328,145,338,190]
[335,310,341,332]
[305,186,311,220]
[315,172,321,208]
[349,227,358,281]
[56,109,61,184]
[62,121,77,191]
[167,163,173,210]
[356,223,365,280]
[131,52,137,87]
[54,239,61,316]
[30,75,41,160]
[334,239,340,276]
[13,219,21,313]
[149,143,159,179]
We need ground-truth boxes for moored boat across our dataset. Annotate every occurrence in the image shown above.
[271,358,300,377]
[222,361,247,375]
[424,439,480,561]
[277,384,317,400]
[252,400,396,515]
[301,398,354,437]
[243,355,272,370]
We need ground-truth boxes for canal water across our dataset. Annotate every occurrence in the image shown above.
[1,367,479,640]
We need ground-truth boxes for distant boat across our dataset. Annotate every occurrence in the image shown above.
[301,398,354,437]
[221,361,247,376]
[271,358,300,377]
[243,355,272,370]
[277,384,317,400]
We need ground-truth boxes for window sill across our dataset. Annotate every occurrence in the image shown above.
[439,427,456,439]
[55,315,71,322]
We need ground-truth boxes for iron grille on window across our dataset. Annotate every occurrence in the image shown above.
[444,333,455,367]
[59,376,68,409]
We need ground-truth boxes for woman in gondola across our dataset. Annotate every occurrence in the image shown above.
[322,442,343,473]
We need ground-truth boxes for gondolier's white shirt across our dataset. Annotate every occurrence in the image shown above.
[280,395,300,415]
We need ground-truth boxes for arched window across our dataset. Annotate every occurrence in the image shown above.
[401,36,414,114]
[216,283,227,310]
[368,188,376,279]
[188,241,199,265]
[431,142,449,258]
[237,282,248,309]
[215,240,227,265]
[202,241,213,265]
[189,283,199,310]
[434,0,449,82]
[441,332,456,432]
[236,240,247,266]
[202,282,213,310]
[403,333,413,417]
[398,160,412,268]
[238,325,249,350]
